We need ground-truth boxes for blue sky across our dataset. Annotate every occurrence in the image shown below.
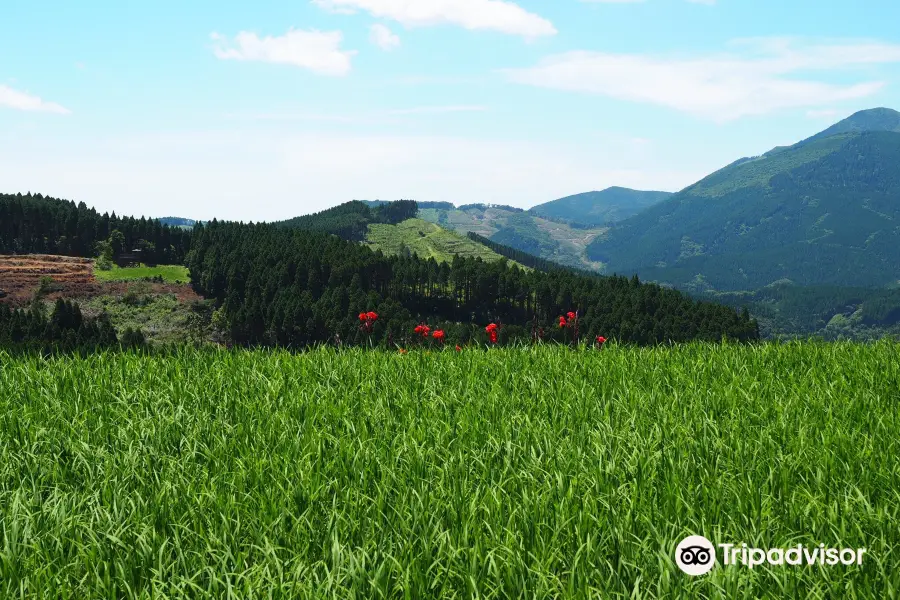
[3,0,900,221]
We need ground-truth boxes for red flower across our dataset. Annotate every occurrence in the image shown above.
[559,316,567,328]
[485,323,498,332]
[489,331,499,344]
[567,311,576,320]
[455,344,462,352]
[366,311,378,321]
[432,330,445,342]
[359,312,367,322]
[596,336,607,345]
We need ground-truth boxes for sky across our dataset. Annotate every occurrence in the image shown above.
[3,0,900,221]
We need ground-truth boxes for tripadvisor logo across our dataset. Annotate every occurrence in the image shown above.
[674,535,866,576]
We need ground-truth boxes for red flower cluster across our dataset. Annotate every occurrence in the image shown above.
[414,323,431,338]
[358,311,378,333]
[432,329,445,344]
[596,335,607,346]
[558,311,578,328]
[485,323,499,344]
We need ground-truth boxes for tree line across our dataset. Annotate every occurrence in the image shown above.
[276,200,418,241]
[0,193,192,264]
[466,232,576,273]
[1,194,759,349]
[188,219,759,348]
[0,299,146,353]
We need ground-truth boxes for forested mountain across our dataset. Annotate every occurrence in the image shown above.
[365,219,520,265]
[277,200,417,241]
[466,232,577,273]
[529,187,672,227]
[361,200,455,211]
[418,204,605,270]
[0,193,192,264]
[587,108,900,290]
[158,217,197,228]
[798,107,900,147]
[187,220,758,348]
[701,282,900,341]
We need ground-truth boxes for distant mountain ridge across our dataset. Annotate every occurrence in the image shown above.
[158,217,198,228]
[529,187,672,226]
[417,204,607,270]
[586,107,900,291]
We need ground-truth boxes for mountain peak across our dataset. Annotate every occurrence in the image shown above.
[804,107,900,145]
[528,187,672,227]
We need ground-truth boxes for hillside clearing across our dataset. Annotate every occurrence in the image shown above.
[365,218,525,266]
[93,263,191,283]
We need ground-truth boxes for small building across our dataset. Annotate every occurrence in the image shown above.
[115,249,143,268]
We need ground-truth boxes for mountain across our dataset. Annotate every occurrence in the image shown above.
[586,108,900,291]
[158,217,198,229]
[417,204,606,271]
[364,218,524,267]
[529,187,672,226]
[360,200,455,211]
[277,200,417,241]
[799,107,900,146]
[699,281,900,341]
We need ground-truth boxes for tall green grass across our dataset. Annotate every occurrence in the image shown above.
[93,264,190,283]
[1,342,898,598]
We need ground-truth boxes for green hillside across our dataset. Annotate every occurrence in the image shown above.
[418,205,605,270]
[157,217,198,229]
[529,187,672,226]
[365,218,523,266]
[697,281,900,341]
[277,200,417,241]
[800,107,900,146]
[587,108,900,291]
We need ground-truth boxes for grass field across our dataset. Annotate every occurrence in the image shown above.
[366,218,523,266]
[1,343,898,598]
[93,264,190,283]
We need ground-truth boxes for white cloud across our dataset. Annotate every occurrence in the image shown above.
[370,24,400,50]
[211,28,356,76]
[0,85,70,114]
[312,0,556,38]
[503,38,900,122]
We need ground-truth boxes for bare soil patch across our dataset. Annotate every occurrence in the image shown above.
[0,254,200,307]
